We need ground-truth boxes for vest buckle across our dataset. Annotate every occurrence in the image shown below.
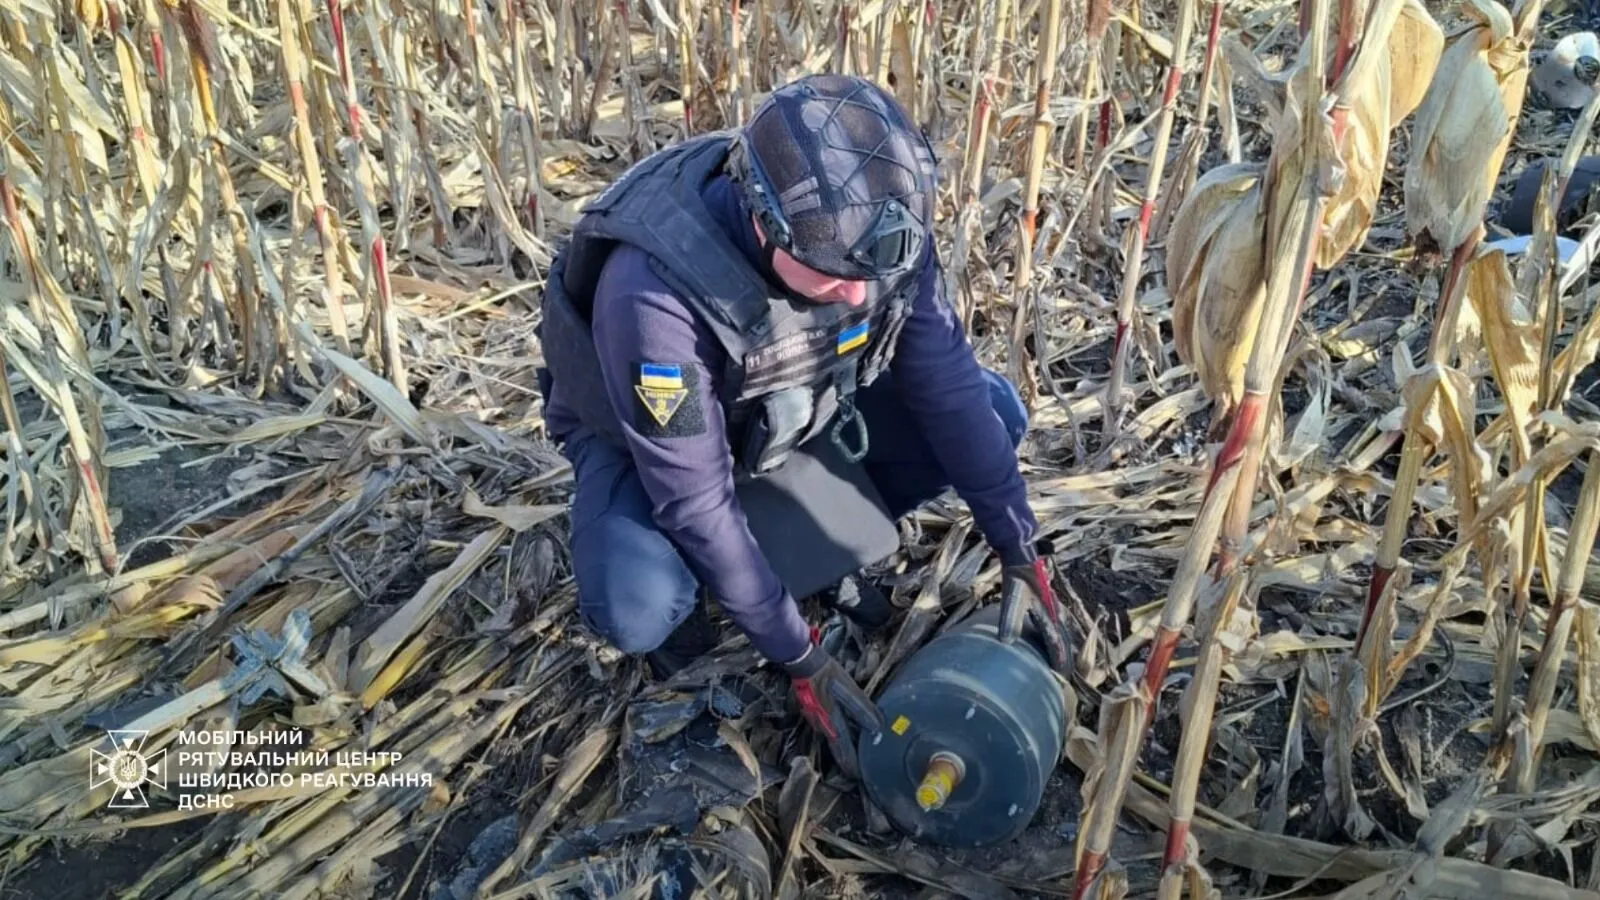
[831,401,869,463]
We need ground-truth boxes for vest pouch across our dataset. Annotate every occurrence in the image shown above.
[734,427,901,602]
[742,387,815,476]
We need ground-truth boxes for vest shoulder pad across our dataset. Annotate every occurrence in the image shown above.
[571,134,777,340]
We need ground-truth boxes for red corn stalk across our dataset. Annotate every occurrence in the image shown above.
[1006,0,1067,404]
[325,0,405,393]
[1072,0,1113,172]
[0,169,119,575]
[1215,0,1375,580]
[1157,570,1245,899]
[1104,0,1199,434]
[1070,0,1371,888]
[280,0,353,354]
[951,0,1014,331]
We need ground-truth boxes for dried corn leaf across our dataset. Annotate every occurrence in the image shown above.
[1465,245,1540,450]
[1387,0,1447,122]
[1404,0,1532,253]
[1183,179,1268,412]
[220,414,328,444]
[462,487,564,532]
[1435,364,1489,527]
[310,336,436,450]
[1167,162,1262,320]
[1293,0,1437,269]
[351,525,507,698]
[1319,52,1392,267]
[0,45,118,140]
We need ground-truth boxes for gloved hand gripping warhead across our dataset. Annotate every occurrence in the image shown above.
[782,626,886,779]
[997,540,1073,675]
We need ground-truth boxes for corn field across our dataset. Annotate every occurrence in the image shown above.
[5,0,1600,895]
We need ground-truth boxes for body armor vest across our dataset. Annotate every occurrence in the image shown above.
[538,132,920,479]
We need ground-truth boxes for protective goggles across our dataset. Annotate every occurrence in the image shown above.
[847,196,924,279]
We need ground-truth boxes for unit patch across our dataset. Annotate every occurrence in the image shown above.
[632,362,704,437]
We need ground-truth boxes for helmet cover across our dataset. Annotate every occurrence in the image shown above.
[730,74,937,282]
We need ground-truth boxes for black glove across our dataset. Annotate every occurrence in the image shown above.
[783,627,886,779]
[822,573,892,631]
[998,543,1072,675]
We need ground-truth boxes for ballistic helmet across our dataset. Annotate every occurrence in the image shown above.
[728,74,937,282]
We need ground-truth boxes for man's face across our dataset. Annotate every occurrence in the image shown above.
[753,217,868,307]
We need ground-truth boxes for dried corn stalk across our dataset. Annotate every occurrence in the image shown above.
[1516,447,1600,792]
[1072,4,1346,893]
[1105,0,1200,429]
[1362,0,1545,711]
[1167,0,1439,418]
[1008,0,1067,405]
[1075,0,1448,892]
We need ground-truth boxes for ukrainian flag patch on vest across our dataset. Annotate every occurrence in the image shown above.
[632,362,704,437]
[837,321,869,355]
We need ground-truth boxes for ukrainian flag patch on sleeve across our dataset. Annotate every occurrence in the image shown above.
[638,363,683,391]
[836,320,869,355]
[632,362,704,438]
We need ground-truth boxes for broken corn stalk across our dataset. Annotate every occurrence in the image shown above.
[1516,446,1600,792]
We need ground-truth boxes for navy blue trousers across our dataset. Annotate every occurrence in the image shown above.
[564,369,1029,653]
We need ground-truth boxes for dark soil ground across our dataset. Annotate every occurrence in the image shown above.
[0,415,1152,900]
[2,391,270,900]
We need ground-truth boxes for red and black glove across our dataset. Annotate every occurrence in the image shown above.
[783,627,886,780]
[998,542,1072,675]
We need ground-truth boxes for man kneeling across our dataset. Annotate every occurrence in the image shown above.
[535,73,1069,780]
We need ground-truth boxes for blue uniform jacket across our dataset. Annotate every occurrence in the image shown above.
[543,173,1038,665]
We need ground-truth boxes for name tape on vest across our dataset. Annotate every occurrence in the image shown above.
[743,315,874,394]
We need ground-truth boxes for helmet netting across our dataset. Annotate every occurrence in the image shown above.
[739,75,934,278]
